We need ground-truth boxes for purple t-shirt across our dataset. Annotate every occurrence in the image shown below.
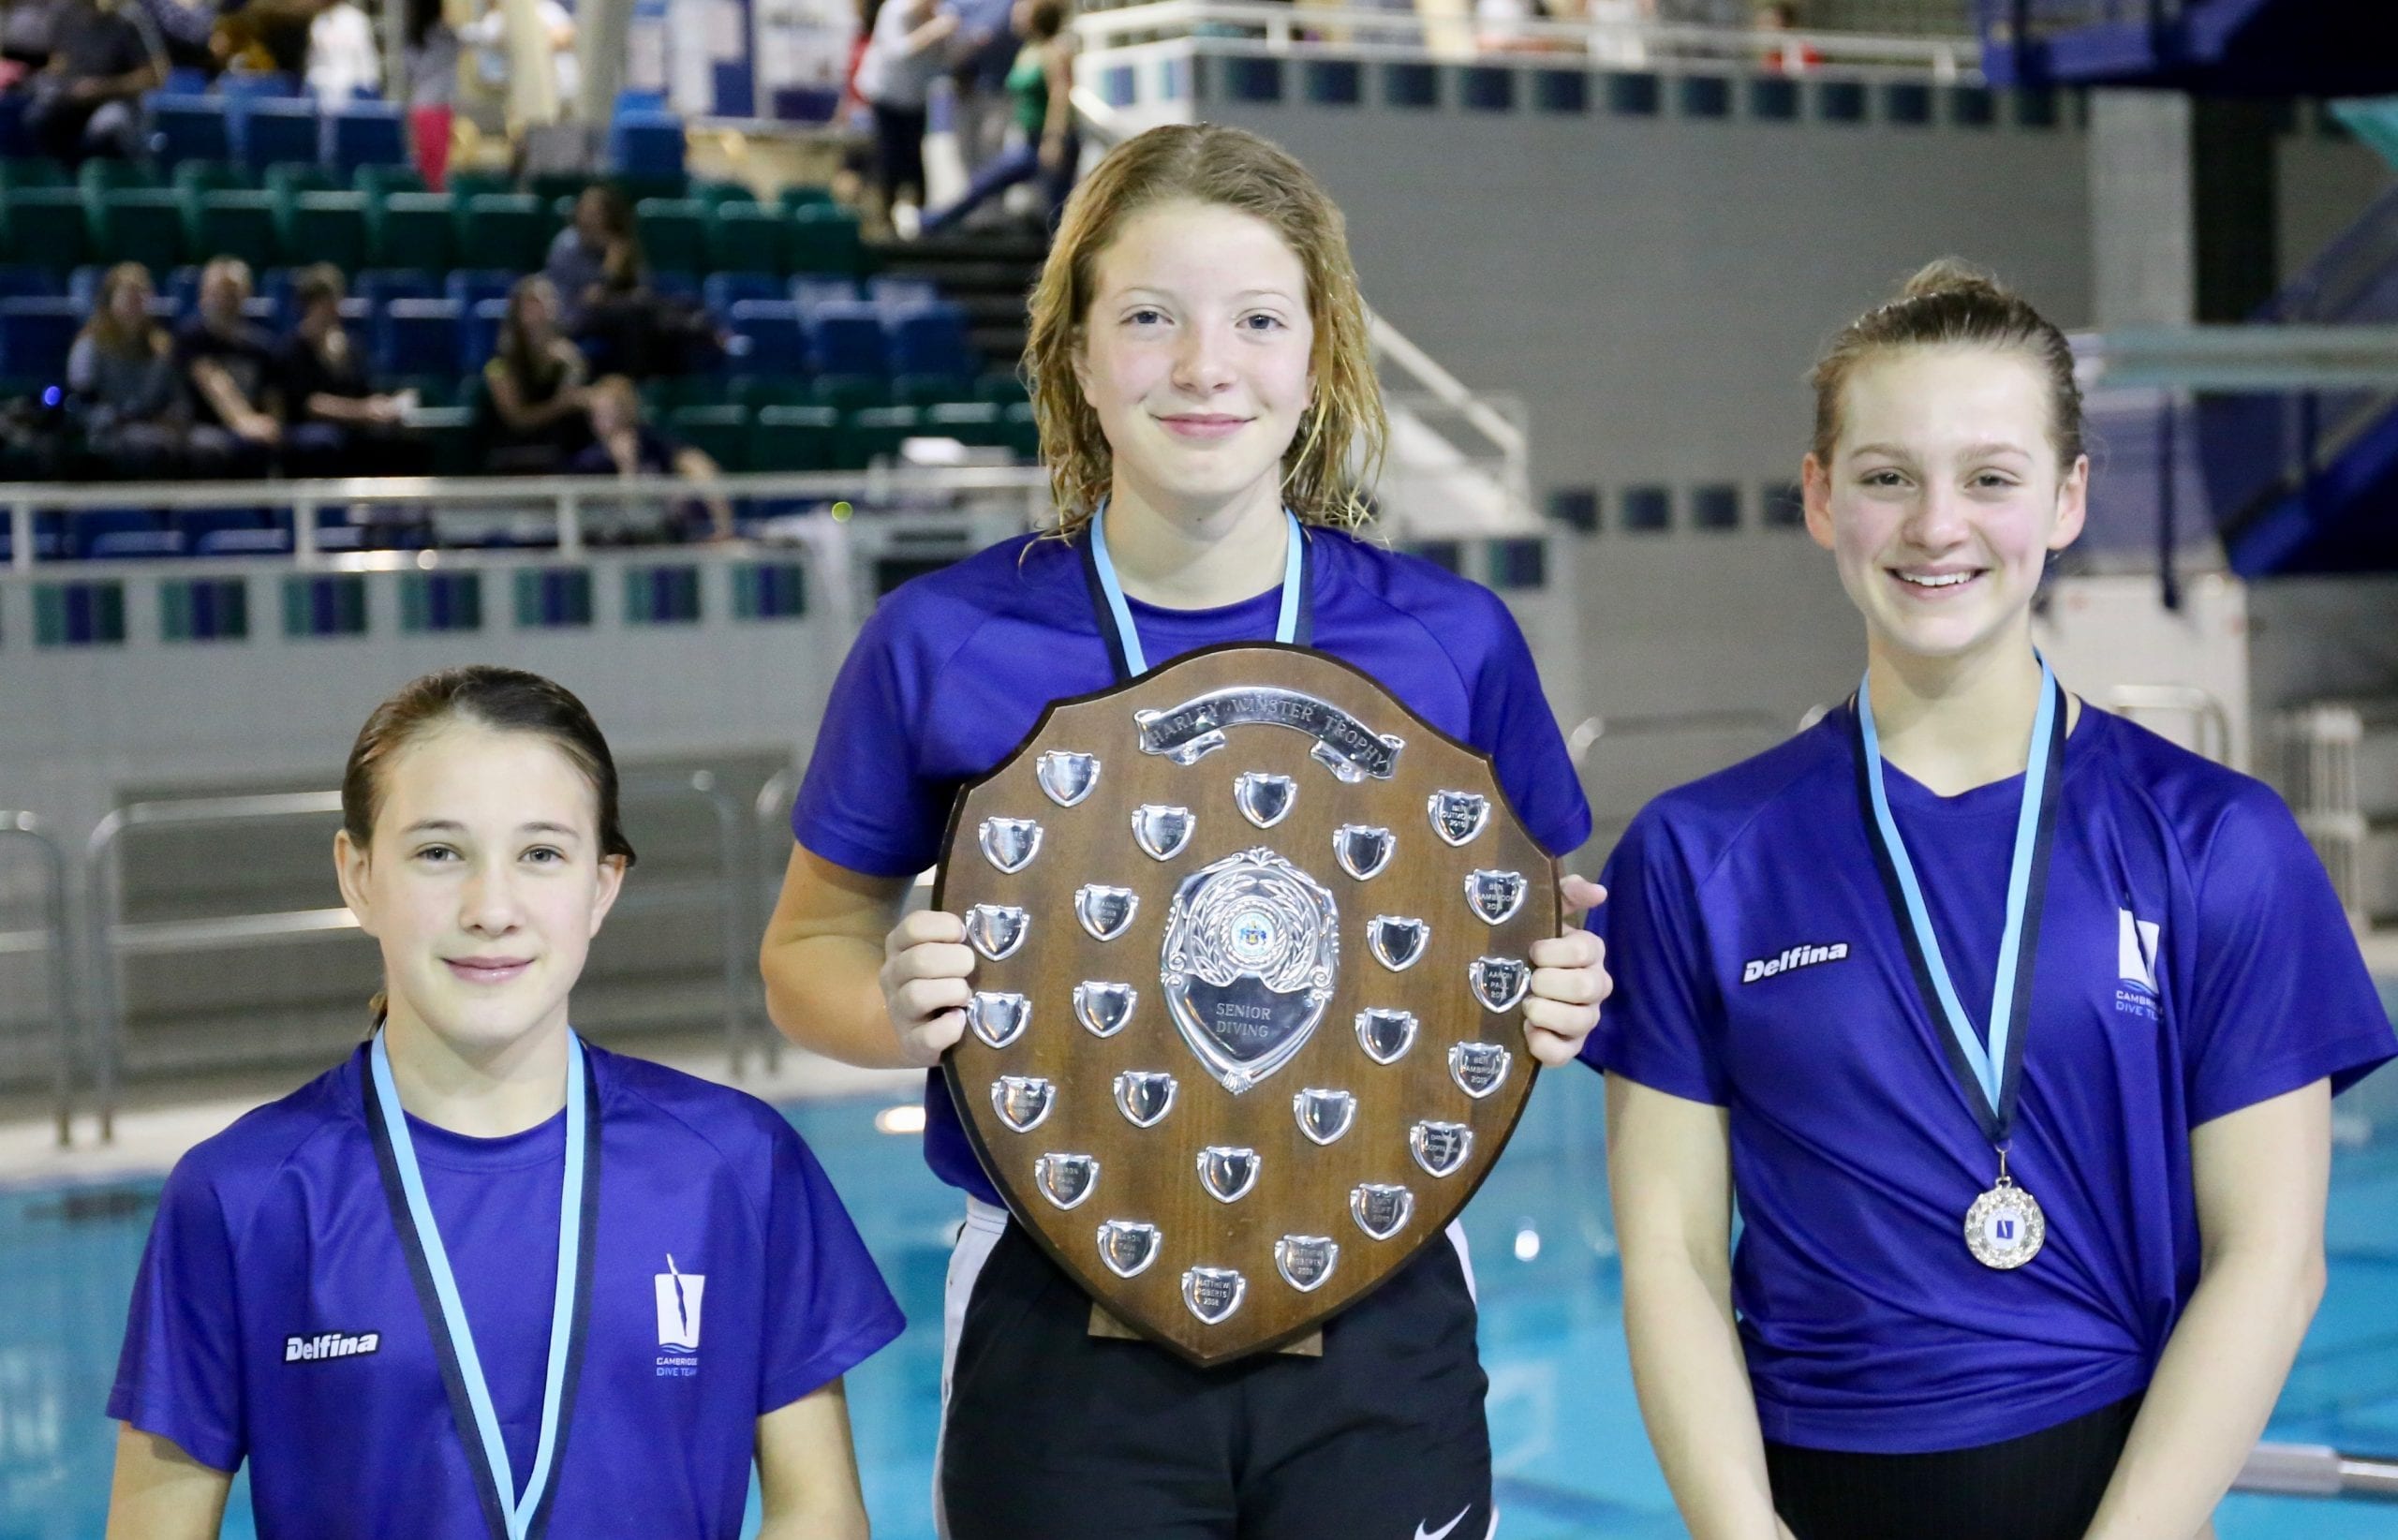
[793,526,1592,1202]
[110,1044,904,1538]
[1582,704,2394,1454]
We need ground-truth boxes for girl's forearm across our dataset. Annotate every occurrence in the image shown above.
[1621,1253,1789,1540]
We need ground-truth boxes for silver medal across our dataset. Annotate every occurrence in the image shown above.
[1964,1157,2045,1269]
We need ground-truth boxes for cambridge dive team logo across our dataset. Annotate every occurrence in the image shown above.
[655,1255,704,1376]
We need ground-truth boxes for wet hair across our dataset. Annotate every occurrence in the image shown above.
[1023,123,1386,538]
[1809,258,2084,469]
[342,667,635,1026]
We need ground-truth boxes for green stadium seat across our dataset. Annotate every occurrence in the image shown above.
[894,372,975,407]
[0,158,68,191]
[667,404,750,471]
[974,371,1031,404]
[282,191,371,274]
[529,171,591,208]
[999,400,1040,456]
[79,159,155,196]
[266,163,339,200]
[456,193,549,273]
[445,170,515,201]
[354,164,427,200]
[411,406,478,475]
[4,188,93,268]
[190,190,282,270]
[705,201,785,275]
[808,374,886,412]
[171,161,251,198]
[634,198,708,274]
[787,204,866,276]
[748,405,838,472]
[369,191,458,272]
[727,376,813,409]
[390,372,459,407]
[841,405,920,468]
[692,178,758,208]
[92,188,189,271]
[923,400,1006,448]
[777,185,836,215]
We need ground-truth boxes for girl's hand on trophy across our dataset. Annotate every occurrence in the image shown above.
[881,909,977,1068]
[1522,875,1609,1067]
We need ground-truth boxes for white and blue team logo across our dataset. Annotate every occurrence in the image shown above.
[654,1255,704,1378]
[2115,910,2162,1020]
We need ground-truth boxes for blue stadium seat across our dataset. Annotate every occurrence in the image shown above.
[354,269,437,308]
[803,300,889,377]
[68,509,168,560]
[238,97,320,171]
[648,269,700,303]
[727,299,807,375]
[791,274,858,313]
[886,301,975,380]
[0,267,62,302]
[607,111,686,181]
[867,276,938,307]
[0,297,82,383]
[703,272,785,314]
[324,101,408,177]
[445,269,515,309]
[376,297,465,378]
[147,94,232,166]
[172,507,274,554]
[461,296,507,374]
[216,71,301,102]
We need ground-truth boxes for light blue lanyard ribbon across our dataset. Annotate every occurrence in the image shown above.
[1855,659,2059,1124]
[369,1030,587,1540]
[1087,503,1306,676]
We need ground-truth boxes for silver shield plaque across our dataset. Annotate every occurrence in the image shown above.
[1470,955,1531,1013]
[1182,1266,1246,1325]
[1293,1088,1357,1146]
[1429,791,1491,847]
[1113,1070,1177,1128]
[1465,868,1528,925]
[1333,823,1395,881]
[1234,771,1296,829]
[991,1075,1054,1132]
[1351,1183,1414,1240]
[1275,1236,1340,1293]
[978,817,1042,874]
[1448,1043,1512,1100]
[1411,1121,1473,1178]
[967,991,1029,1049]
[1075,884,1138,941]
[1197,1146,1260,1203]
[1135,686,1405,781]
[1097,1221,1162,1279]
[1161,848,1340,1094]
[1355,1007,1418,1065]
[1368,915,1430,972]
[1073,981,1136,1038]
[966,904,1028,961]
[1034,1152,1099,1209]
[1132,804,1195,861]
[1036,750,1099,807]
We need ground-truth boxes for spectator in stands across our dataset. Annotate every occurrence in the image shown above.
[304,0,377,99]
[22,0,161,163]
[215,0,315,77]
[277,264,428,476]
[545,183,637,331]
[922,0,1074,237]
[855,0,956,238]
[944,0,1016,171]
[401,0,459,187]
[1583,0,1652,66]
[175,256,279,476]
[458,0,575,124]
[570,374,733,541]
[67,262,190,478]
[478,274,592,473]
[1754,0,1820,71]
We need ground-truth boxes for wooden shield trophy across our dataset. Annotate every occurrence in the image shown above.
[935,643,1557,1366]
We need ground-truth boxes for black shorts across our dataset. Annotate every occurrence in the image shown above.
[1767,1393,2143,1540]
[940,1215,1493,1540]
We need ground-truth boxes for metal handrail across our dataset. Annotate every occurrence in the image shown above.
[1073,0,1978,77]
[2235,1442,2398,1501]
[2102,683,2232,765]
[80,774,760,1140]
[1,812,79,1147]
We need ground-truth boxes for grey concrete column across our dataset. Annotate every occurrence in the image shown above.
[2090,89,2197,328]
[578,0,630,122]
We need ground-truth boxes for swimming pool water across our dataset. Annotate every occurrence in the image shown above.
[6,1065,2398,1538]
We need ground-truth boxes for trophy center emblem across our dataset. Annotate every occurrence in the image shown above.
[1161,848,1340,1094]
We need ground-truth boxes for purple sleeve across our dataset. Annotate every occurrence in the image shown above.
[106,1158,246,1472]
[791,600,952,878]
[757,1125,906,1414]
[2182,787,2396,1125]
[1578,807,1729,1104]
[1468,597,1593,860]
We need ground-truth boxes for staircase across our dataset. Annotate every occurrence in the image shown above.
[869,229,1044,376]
[2285,702,2398,950]
[1978,0,2398,95]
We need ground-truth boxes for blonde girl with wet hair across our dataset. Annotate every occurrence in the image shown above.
[1588,260,2393,1540]
[762,122,1609,1539]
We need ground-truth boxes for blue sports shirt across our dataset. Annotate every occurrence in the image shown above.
[1584,704,2394,1453]
[111,1044,905,1538]
[794,526,1593,1202]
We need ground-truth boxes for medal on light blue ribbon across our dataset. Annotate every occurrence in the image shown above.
[1854,659,2065,1270]
[366,1031,596,1538]
[1084,503,1310,680]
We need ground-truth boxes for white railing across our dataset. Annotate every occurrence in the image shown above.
[1073,0,1980,80]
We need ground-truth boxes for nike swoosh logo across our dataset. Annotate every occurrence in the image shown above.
[1414,1507,1472,1540]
